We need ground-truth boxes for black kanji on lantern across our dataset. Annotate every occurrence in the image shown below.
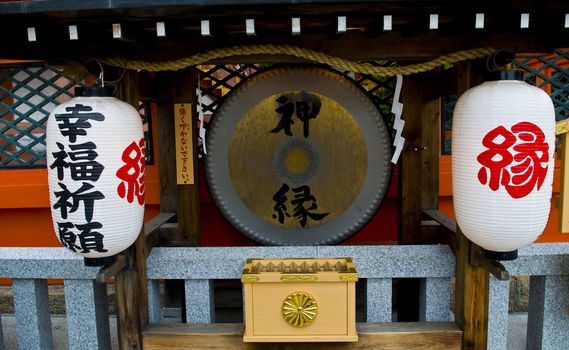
[57,221,108,253]
[68,142,104,181]
[57,221,80,252]
[76,222,108,253]
[53,182,105,222]
[50,142,70,181]
[50,142,104,182]
[270,92,322,138]
[55,104,105,143]
[271,183,291,224]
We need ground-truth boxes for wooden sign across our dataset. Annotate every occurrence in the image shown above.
[556,119,569,232]
[174,103,194,185]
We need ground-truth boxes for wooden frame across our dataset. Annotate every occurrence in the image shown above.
[144,323,461,349]
[1,1,568,349]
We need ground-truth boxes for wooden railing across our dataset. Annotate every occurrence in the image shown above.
[0,248,113,350]
[143,245,461,349]
[143,243,569,350]
[1,242,568,349]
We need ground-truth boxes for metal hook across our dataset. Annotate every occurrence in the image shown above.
[486,49,516,72]
[406,145,427,152]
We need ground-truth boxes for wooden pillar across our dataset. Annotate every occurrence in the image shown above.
[152,68,201,319]
[397,74,424,321]
[421,88,439,211]
[453,61,490,350]
[155,72,178,214]
[455,228,489,350]
[172,67,201,247]
[397,72,442,321]
[114,70,149,349]
[399,74,423,246]
[150,69,200,244]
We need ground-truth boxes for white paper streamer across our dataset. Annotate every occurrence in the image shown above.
[197,74,207,155]
[391,74,404,163]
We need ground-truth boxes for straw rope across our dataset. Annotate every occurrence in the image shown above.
[102,44,495,76]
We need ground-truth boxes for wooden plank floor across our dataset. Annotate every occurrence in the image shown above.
[143,322,462,349]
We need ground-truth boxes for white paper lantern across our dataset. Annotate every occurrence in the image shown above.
[452,71,555,259]
[46,86,145,264]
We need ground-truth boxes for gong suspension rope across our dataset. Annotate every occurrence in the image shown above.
[102,44,496,76]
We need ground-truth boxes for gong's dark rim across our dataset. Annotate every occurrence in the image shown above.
[205,66,392,245]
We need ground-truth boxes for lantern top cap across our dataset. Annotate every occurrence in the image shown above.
[74,85,115,97]
[487,70,525,82]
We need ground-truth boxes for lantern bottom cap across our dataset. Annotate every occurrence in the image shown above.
[84,255,117,267]
[483,249,518,261]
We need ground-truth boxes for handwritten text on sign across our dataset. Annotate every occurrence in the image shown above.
[174,103,194,185]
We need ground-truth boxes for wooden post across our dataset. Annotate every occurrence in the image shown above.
[453,61,490,350]
[455,228,489,350]
[155,72,178,214]
[152,68,201,319]
[421,90,439,210]
[399,74,423,246]
[115,69,148,349]
[397,74,424,321]
[419,74,443,243]
[172,68,201,247]
[152,71,183,319]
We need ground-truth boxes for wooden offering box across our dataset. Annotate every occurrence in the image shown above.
[241,258,358,342]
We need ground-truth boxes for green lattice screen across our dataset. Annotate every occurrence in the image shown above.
[442,48,569,155]
[0,63,153,168]
[512,48,569,122]
[0,64,79,168]
[197,64,396,155]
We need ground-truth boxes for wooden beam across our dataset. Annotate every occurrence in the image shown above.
[396,74,425,322]
[421,94,439,210]
[5,26,566,63]
[96,254,126,283]
[422,210,457,234]
[144,212,177,255]
[172,67,200,247]
[143,322,462,349]
[399,74,423,245]
[155,73,178,213]
[114,69,148,349]
[453,61,489,350]
[455,228,489,350]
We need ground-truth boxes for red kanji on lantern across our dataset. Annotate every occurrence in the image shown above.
[116,138,145,205]
[477,122,549,199]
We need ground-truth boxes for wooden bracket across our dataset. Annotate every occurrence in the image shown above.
[96,254,127,283]
[470,244,510,281]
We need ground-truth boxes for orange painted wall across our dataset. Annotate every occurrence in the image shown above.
[0,103,163,247]
[1,52,567,247]
[0,167,162,247]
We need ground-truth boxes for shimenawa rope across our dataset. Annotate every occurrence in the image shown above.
[102,44,495,76]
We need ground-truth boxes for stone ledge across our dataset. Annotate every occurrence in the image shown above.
[146,245,456,280]
[0,248,101,279]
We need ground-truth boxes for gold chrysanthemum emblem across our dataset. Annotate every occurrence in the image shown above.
[282,291,318,327]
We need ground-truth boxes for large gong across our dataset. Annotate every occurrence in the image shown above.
[205,66,392,245]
